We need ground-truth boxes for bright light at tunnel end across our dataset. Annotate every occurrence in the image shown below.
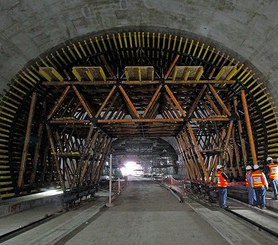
[121,161,141,176]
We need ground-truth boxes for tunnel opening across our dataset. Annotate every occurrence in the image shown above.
[0,30,277,199]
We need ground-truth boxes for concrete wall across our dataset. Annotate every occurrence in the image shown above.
[0,0,277,101]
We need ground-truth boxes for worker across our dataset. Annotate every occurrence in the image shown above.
[216,165,229,208]
[245,165,256,205]
[251,164,268,209]
[266,157,278,200]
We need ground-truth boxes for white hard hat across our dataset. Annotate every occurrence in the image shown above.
[253,164,259,170]
[216,165,223,170]
[246,165,252,170]
[267,157,273,162]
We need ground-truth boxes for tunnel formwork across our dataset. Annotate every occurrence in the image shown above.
[0,30,277,199]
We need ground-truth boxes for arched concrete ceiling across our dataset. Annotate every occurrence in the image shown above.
[0,0,278,102]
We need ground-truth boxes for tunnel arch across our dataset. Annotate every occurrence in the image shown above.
[0,29,277,198]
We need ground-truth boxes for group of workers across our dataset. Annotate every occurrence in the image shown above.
[216,156,278,209]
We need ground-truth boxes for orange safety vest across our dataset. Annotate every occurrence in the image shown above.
[268,163,278,180]
[217,170,228,188]
[245,171,251,187]
[251,170,266,188]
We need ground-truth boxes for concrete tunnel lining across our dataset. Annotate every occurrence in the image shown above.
[0,0,278,99]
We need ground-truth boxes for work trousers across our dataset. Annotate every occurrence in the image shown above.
[247,186,256,205]
[254,187,266,208]
[218,187,227,208]
[270,179,278,199]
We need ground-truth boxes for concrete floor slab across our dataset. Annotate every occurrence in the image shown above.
[1,179,277,245]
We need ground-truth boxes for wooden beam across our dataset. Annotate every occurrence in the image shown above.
[17,92,37,188]
[72,86,93,118]
[95,85,117,118]
[46,125,66,190]
[233,97,247,164]
[80,131,101,181]
[47,86,71,120]
[143,85,162,118]
[30,101,46,186]
[191,117,229,122]
[72,125,95,187]
[121,81,160,85]
[205,94,221,115]
[43,81,117,86]
[241,90,257,164]
[232,127,243,178]
[100,55,116,78]
[50,119,90,124]
[209,84,231,116]
[165,54,180,79]
[164,94,181,118]
[221,121,233,162]
[187,122,210,180]
[97,118,184,123]
[43,80,235,86]
[165,80,235,85]
[176,135,194,179]
[187,85,207,117]
[94,139,112,181]
[118,85,140,118]
[164,85,186,117]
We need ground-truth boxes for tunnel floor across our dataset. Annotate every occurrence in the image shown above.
[1,178,277,245]
[63,179,229,245]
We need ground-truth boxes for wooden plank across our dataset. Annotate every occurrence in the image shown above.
[170,66,203,80]
[39,67,64,81]
[125,66,154,81]
[72,66,107,81]
[215,66,235,80]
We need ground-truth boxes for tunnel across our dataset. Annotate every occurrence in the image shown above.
[1,2,278,244]
[0,28,277,199]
